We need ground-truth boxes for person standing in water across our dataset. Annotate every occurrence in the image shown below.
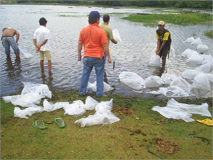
[155,21,171,67]
[33,17,52,73]
[1,27,20,60]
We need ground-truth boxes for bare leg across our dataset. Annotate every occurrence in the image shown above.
[6,54,11,59]
[40,60,44,71]
[15,53,20,58]
[48,60,52,72]
[162,59,166,67]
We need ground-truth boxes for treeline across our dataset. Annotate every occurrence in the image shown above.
[14,1,213,9]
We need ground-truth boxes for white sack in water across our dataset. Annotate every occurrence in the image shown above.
[181,69,200,80]
[19,47,34,58]
[195,62,212,73]
[112,28,121,42]
[152,98,211,122]
[185,37,195,43]
[14,106,43,119]
[144,76,163,88]
[148,55,161,67]
[191,37,203,45]
[181,48,199,58]
[158,85,190,97]
[161,73,177,85]
[170,77,191,94]
[74,99,120,127]
[119,71,145,90]
[186,54,203,65]
[201,54,213,65]
[197,44,209,53]
[192,72,211,91]
[87,81,114,92]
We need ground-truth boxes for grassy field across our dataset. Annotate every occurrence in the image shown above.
[122,13,212,26]
[1,90,212,159]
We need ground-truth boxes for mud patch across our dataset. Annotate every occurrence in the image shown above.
[154,137,179,154]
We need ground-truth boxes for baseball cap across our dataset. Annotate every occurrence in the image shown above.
[89,11,101,18]
[158,21,165,26]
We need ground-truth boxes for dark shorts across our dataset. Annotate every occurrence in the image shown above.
[160,46,170,60]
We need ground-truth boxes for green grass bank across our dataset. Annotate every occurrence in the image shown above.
[122,13,212,26]
[1,89,212,159]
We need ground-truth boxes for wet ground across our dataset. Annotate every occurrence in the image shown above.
[1,5,213,97]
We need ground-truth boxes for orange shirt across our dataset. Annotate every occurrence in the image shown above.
[79,24,108,59]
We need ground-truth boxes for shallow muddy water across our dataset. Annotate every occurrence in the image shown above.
[1,5,213,97]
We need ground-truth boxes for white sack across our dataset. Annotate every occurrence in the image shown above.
[185,37,195,43]
[161,73,177,85]
[167,98,211,117]
[201,54,213,64]
[195,62,212,73]
[112,28,121,42]
[158,85,190,97]
[144,76,163,88]
[197,44,209,53]
[19,47,34,58]
[170,77,191,94]
[63,101,86,117]
[83,96,99,110]
[152,98,211,122]
[14,106,44,119]
[191,37,203,45]
[148,55,161,67]
[181,48,199,58]
[119,71,145,90]
[21,82,52,98]
[87,81,114,92]
[74,99,119,127]
[152,106,194,122]
[192,72,211,91]
[186,54,203,65]
[2,94,42,107]
[181,69,200,80]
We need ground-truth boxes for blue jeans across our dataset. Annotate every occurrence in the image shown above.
[2,36,19,54]
[79,57,105,97]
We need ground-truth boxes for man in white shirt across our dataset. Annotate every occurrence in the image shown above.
[33,17,51,72]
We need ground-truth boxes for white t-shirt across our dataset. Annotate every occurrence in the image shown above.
[33,26,50,51]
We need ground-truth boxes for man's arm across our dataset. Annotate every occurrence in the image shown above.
[103,44,111,63]
[78,41,83,61]
[15,30,20,44]
[156,40,167,55]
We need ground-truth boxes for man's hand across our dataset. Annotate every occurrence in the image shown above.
[78,54,82,61]
[108,57,112,63]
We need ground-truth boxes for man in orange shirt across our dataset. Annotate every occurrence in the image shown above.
[78,11,111,97]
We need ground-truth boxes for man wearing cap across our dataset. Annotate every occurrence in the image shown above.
[155,21,171,66]
[1,27,20,59]
[78,11,111,97]
[33,17,52,73]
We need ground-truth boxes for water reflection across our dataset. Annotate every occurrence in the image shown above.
[41,71,53,91]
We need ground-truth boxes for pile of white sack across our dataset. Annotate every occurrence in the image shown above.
[120,36,213,98]
[2,82,120,127]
